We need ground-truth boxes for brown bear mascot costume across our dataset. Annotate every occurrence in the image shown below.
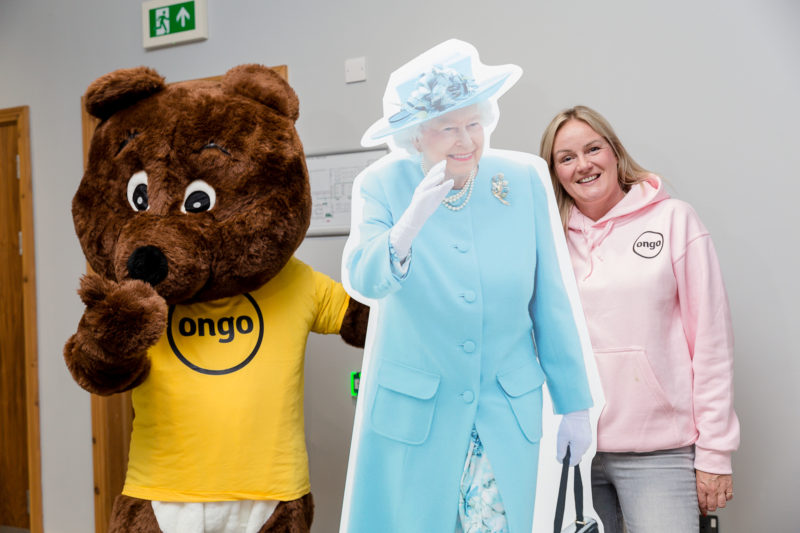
[64,64,368,533]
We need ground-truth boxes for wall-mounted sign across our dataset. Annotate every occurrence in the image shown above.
[305,148,389,237]
[142,0,208,50]
[350,371,361,398]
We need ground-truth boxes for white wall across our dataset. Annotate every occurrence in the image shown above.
[1,0,797,531]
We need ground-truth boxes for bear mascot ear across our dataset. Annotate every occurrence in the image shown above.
[84,66,166,120]
[222,64,300,122]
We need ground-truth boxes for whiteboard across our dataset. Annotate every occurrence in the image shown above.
[305,148,388,236]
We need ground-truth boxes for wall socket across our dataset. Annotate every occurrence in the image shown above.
[345,57,366,83]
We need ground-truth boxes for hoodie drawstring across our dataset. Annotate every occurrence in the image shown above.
[581,220,614,281]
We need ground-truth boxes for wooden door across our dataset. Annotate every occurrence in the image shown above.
[80,66,288,533]
[0,106,42,533]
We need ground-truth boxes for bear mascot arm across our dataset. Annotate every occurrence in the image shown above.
[64,65,368,532]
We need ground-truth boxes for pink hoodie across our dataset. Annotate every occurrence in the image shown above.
[567,175,739,474]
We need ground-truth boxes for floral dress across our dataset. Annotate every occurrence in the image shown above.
[456,426,510,533]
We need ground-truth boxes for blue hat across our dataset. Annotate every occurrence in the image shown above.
[362,39,522,146]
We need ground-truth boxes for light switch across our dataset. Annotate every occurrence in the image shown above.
[345,57,366,83]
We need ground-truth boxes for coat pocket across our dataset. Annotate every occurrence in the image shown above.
[497,359,546,443]
[370,360,441,445]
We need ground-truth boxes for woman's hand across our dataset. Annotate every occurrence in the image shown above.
[389,160,453,260]
[556,409,592,466]
[696,469,733,515]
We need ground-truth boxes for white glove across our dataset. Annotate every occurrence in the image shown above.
[389,160,453,260]
[556,409,592,466]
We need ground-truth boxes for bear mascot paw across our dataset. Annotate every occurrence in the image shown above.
[64,64,368,533]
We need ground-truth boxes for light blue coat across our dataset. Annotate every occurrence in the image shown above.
[342,151,592,533]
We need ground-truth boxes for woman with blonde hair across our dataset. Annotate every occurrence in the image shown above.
[539,106,650,227]
[539,105,740,533]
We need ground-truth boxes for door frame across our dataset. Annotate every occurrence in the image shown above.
[0,105,43,533]
[80,66,287,533]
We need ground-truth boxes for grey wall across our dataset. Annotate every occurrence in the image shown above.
[1,0,798,531]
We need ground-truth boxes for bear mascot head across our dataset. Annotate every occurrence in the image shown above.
[64,64,367,533]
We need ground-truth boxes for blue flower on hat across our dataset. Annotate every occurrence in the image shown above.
[392,65,478,124]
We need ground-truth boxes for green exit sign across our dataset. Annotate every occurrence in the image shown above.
[142,0,208,49]
[149,2,196,37]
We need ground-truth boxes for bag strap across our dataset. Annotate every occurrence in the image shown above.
[553,445,587,533]
[574,458,585,524]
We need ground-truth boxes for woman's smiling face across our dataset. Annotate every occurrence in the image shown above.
[552,119,624,221]
[417,104,484,179]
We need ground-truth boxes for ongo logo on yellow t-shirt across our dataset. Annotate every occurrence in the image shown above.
[167,293,264,375]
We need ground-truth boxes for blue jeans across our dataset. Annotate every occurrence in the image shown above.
[591,446,699,533]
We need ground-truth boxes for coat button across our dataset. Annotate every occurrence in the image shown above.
[461,341,476,353]
[461,390,475,403]
[461,290,476,303]
[453,241,471,253]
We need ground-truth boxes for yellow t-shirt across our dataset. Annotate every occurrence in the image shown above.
[123,257,350,502]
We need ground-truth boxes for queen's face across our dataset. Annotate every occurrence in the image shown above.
[416,105,485,181]
[552,119,624,221]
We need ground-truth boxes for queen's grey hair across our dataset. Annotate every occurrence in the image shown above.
[391,100,497,153]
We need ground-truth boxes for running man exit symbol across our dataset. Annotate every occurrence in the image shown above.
[154,8,170,35]
[148,2,195,37]
[142,0,207,49]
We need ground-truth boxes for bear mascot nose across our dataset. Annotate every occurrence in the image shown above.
[127,245,169,286]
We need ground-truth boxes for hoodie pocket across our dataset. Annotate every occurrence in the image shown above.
[593,347,677,450]
[497,359,546,443]
[370,360,440,445]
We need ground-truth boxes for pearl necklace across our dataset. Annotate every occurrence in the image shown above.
[420,161,478,211]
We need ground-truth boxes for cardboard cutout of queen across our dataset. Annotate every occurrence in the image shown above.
[340,39,604,533]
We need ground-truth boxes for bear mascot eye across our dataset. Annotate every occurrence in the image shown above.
[127,170,149,211]
[182,179,216,213]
